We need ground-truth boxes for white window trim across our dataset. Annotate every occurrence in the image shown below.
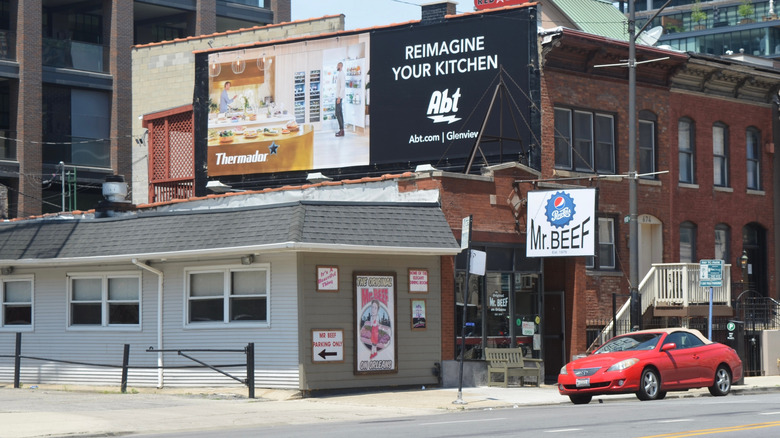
[66,271,142,331]
[184,263,271,329]
[0,275,34,331]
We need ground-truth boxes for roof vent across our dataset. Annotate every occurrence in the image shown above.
[96,175,134,218]
[102,175,128,203]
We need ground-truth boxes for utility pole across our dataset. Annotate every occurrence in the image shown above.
[628,0,640,330]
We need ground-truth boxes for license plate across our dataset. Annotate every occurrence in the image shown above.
[576,378,590,388]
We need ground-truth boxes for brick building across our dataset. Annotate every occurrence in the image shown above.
[0,0,289,219]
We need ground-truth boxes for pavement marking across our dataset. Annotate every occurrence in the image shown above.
[760,411,780,415]
[638,420,780,438]
[421,418,507,426]
[658,419,694,423]
[544,428,584,433]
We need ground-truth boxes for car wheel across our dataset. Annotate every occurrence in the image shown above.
[708,365,731,396]
[656,391,667,400]
[569,394,592,405]
[636,368,661,401]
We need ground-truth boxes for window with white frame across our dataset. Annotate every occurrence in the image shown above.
[1,277,33,327]
[715,224,730,263]
[679,222,697,263]
[678,118,695,184]
[187,266,269,325]
[746,127,761,190]
[69,274,140,327]
[587,218,615,270]
[554,107,615,173]
[639,111,657,178]
[713,123,729,187]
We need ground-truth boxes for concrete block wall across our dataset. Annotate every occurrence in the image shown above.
[131,16,344,205]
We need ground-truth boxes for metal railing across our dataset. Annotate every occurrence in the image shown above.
[1,333,256,398]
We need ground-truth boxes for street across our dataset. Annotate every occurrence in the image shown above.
[132,393,780,438]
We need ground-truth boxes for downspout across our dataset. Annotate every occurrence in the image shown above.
[132,258,164,388]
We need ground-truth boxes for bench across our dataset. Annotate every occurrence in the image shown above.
[485,347,543,387]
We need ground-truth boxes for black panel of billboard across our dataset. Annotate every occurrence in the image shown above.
[194,6,539,192]
[370,8,535,169]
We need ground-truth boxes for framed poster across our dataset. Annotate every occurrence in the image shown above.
[408,268,428,293]
[411,299,426,330]
[354,272,397,374]
[317,265,339,292]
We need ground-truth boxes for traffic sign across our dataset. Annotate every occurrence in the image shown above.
[699,259,724,287]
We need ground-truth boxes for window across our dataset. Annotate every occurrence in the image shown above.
[1,277,33,327]
[665,331,705,349]
[715,224,730,263]
[554,107,615,173]
[69,274,140,327]
[187,266,269,325]
[746,127,761,190]
[678,118,695,183]
[587,218,615,269]
[639,111,657,178]
[679,222,697,263]
[713,123,729,187]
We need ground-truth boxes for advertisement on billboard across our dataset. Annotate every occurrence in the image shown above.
[526,189,596,257]
[200,7,536,179]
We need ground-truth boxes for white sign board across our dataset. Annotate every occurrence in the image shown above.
[699,259,724,288]
[461,216,471,250]
[312,329,344,363]
[526,189,596,257]
[469,249,487,276]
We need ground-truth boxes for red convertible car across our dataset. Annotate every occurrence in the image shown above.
[558,328,743,404]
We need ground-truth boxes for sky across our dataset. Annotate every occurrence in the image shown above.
[290,0,472,31]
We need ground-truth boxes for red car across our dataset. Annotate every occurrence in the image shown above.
[558,328,743,404]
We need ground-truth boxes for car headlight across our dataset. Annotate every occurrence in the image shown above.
[559,365,568,375]
[607,358,639,372]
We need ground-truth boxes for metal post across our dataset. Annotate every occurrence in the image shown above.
[454,215,473,405]
[59,161,65,212]
[121,344,130,393]
[612,293,617,338]
[628,0,641,331]
[13,332,21,389]
[246,343,255,399]
[708,287,714,340]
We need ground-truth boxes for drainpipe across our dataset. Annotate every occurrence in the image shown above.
[132,258,164,388]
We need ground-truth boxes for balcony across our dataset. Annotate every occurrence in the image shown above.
[42,38,106,73]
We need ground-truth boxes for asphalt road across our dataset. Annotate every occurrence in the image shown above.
[131,392,780,438]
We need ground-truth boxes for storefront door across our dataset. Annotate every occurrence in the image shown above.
[543,291,565,384]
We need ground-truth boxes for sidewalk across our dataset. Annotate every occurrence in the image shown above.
[1,376,778,438]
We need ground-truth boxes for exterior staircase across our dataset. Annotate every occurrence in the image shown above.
[589,263,732,349]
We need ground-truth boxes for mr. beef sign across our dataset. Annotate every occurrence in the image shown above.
[526,189,596,257]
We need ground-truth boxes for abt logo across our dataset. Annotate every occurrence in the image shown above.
[427,88,462,124]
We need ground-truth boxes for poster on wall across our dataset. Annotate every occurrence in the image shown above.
[354,272,397,374]
[526,188,596,257]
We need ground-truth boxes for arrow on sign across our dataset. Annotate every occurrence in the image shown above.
[318,349,338,359]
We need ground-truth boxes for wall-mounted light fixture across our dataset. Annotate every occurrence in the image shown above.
[1,266,13,275]
[740,250,749,270]
[241,255,254,265]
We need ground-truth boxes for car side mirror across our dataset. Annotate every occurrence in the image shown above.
[661,342,676,351]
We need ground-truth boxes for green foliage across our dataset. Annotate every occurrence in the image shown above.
[738,0,755,19]
[691,1,707,24]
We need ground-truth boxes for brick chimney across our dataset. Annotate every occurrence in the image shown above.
[421,2,457,25]
[270,0,291,24]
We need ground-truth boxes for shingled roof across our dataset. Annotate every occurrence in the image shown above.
[0,202,460,265]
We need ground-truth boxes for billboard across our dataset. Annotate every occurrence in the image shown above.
[199,7,536,180]
[526,189,596,257]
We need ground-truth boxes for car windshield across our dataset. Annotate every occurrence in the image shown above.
[594,333,662,354]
